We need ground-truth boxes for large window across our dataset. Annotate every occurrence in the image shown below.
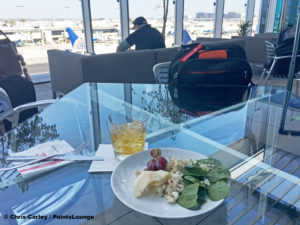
[90,0,120,54]
[184,0,215,40]
[0,0,83,77]
[129,0,175,47]
[222,0,247,38]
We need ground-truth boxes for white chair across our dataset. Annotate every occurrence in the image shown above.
[257,41,300,87]
[0,87,55,132]
[153,62,171,84]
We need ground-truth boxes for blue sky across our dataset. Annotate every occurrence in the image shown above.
[0,0,258,19]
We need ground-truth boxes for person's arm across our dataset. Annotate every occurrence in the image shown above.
[116,32,137,52]
[116,39,131,52]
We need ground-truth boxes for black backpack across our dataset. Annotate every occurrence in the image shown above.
[168,42,253,116]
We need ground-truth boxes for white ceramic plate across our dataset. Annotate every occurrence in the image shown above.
[111,148,224,218]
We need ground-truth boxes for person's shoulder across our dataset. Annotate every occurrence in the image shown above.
[149,26,160,32]
[146,26,162,36]
[139,25,163,38]
[126,29,139,40]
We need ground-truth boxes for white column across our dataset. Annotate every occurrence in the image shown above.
[257,0,264,34]
[214,0,225,38]
[119,0,130,40]
[175,0,184,45]
[265,0,277,32]
[246,0,256,35]
[81,0,94,54]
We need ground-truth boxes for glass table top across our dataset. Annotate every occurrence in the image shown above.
[1,83,300,225]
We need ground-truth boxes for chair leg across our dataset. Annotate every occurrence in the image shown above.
[255,68,268,98]
[257,68,267,88]
[52,90,57,99]
[263,59,277,86]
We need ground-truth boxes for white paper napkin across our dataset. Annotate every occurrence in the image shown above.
[10,140,74,178]
[88,143,148,173]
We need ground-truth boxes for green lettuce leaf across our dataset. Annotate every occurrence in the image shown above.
[208,180,231,201]
[177,183,200,209]
[183,175,207,188]
[207,164,230,183]
[183,165,208,177]
[196,158,222,166]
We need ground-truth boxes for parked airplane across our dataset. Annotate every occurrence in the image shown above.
[183,29,192,45]
[66,27,104,53]
[66,27,86,52]
[15,39,24,47]
[167,29,192,45]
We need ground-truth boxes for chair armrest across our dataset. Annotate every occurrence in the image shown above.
[0,99,56,128]
[12,99,56,127]
[275,55,300,60]
[13,99,55,114]
[153,62,171,84]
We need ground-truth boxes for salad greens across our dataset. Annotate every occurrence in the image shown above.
[177,158,231,210]
[208,180,231,201]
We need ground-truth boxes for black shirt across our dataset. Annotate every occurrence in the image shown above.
[126,25,166,50]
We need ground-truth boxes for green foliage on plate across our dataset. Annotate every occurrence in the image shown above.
[176,157,231,210]
[183,164,208,177]
[208,180,231,201]
[206,163,231,183]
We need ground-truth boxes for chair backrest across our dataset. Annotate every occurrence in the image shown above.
[0,87,13,120]
[153,62,171,84]
[265,41,275,60]
[0,87,14,134]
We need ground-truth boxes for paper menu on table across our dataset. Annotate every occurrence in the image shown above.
[88,143,148,173]
[9,140,74,178]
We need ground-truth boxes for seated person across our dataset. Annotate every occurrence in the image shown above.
[0,75,37,132]
[117,17,166,52]
[0,51,36,132]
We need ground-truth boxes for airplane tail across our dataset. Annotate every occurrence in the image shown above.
[183,29,192,45]
[66,27,78,46]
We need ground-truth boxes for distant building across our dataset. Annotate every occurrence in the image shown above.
[195,12,241,19]
[223,12,241,19]
[195,12,214,19]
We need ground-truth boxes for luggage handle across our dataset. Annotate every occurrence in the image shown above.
[180,44,203,63]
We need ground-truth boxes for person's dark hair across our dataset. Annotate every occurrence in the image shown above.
[132,17,148,28]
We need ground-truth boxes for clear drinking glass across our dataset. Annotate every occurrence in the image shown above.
[106,109,147,160]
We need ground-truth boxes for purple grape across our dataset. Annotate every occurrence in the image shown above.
[150,148,161,158]
[155,156,168,170]
[147,159,158,171]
